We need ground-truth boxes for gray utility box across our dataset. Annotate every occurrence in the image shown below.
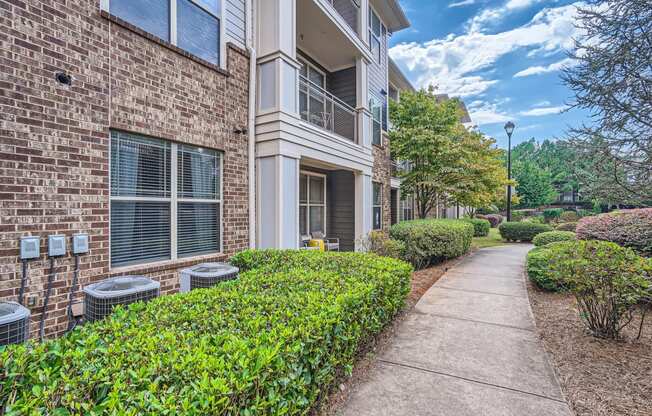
[83,276,160,322]
[179,263,239,293]
[0,301,30,346]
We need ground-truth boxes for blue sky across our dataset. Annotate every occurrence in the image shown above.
[389,0,591,149]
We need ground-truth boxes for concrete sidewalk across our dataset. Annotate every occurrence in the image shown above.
[337,245,571,416]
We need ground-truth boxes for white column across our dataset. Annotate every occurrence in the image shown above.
[354,172,373,250]
[257,155,299,249]
[358,0,369,46]
[356,57,372,148]
[256,0,299,117]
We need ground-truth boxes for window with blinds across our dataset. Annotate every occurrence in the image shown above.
[373,182,382,230]
[110,131,222,267]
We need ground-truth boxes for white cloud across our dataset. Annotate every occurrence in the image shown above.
[514,57,577,77]
[467,99,512,125]
[468,0,547,33]
[389,3,583,98]
[519,105,568,116]
[449,0,477,8]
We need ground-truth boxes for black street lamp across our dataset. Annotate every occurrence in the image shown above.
[504,121,515,222]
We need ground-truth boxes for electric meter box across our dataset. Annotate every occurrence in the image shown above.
[73,233,89,254]
[20,236,40,260]
[48,235,67,257]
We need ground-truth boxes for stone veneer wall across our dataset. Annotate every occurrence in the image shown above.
[372,134,392,233]
[0,0,250,338]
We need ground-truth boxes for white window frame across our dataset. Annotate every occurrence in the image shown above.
[109,133,223,269]
[372,181,382,230]
[299,171,327,236]
[368,5,382,63]
[101,0,227,68]
[370,95,383,145]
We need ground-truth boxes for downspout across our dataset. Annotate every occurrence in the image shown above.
[246,0,257,248]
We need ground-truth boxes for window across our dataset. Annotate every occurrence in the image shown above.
[370,95,382,145]
[401,194,414,221]
[369,7,382,62]
[298,57,327,127]
[300,172,326,236]
[372,182,382,230]
[110,131,222,267]
[108,0,221,66]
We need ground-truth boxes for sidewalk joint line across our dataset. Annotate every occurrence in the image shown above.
[433,285,526,299]
[415,312,534,332]
[377,359,568,405]
[443,270,523,280]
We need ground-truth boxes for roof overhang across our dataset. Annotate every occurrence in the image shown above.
[389,58,414,91]
[370,0,410,32]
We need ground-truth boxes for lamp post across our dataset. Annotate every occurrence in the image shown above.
[504,121,515,222]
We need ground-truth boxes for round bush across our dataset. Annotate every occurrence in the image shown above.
[464,218,491,237]
[576,208,652,256]
[542,241,651,338]
[478,214,502,228]
[555,221,578,232]
[532,231,576,247]
[390,219,474,269]
[559,211,579,222]
[364,230,406,260]
[526,246,561,291]
[498,222,553,242]
[476,206,499,215]
[543,208,563,223]
[510,211,526,222]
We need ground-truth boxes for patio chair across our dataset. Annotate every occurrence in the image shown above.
[311,231,340,251]
[300,234,320,250]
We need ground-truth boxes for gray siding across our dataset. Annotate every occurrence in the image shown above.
[327,170,356,251]
[225,0,246,48]
[332,0,359,34]
[328,67,357,108]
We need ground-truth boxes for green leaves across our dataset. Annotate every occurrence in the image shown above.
[1,251,412,415]
[498,222,553,242]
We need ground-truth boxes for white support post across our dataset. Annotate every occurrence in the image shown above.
[354,172,372,250]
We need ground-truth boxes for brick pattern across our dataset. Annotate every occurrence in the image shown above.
[372,135,392,233]
[0,0,250,339]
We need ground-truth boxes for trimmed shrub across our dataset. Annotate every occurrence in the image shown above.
[559,210,579,222]
[523,216,544,224]
[1,251,412,414]
[576,208,652,257]
[499,222,553,242]
[555,221,578,232]
[476,206,499,215]
[526,246,561,291]
[543,208,563,223]
[532,231,576,247]
[464,218,491,237]
[543,241,651,338]
[390,219,474,269]
[363,230,406,259]
[485,214,503,228]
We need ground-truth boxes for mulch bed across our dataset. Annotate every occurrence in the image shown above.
[527,280,652,416]
[314,254,470,415]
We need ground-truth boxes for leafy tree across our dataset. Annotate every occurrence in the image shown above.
[512,160,557,208]
[389,88,461,218]
[562,0,652,202]
[389,88,508,218]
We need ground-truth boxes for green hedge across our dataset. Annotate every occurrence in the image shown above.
[463,218,491,237]
[555,221,578,232]
[390,219,474,269]
[1,251,412,415]
[526,246,561,291]
[499,222,553,242]
[532,231,576,247]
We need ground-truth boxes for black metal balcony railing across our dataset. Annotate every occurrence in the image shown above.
[299,75,357,142]
[326,0,360,35]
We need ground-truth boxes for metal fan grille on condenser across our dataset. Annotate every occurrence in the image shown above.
[0,302,30,346]
[83,276,160,322]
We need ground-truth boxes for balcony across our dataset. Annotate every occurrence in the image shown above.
[325,0,360,35]
[299,75,357,142]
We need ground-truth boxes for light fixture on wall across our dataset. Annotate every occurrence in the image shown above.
[55,71,72,86]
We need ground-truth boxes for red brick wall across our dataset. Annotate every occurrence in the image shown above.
[0,0,250,339]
